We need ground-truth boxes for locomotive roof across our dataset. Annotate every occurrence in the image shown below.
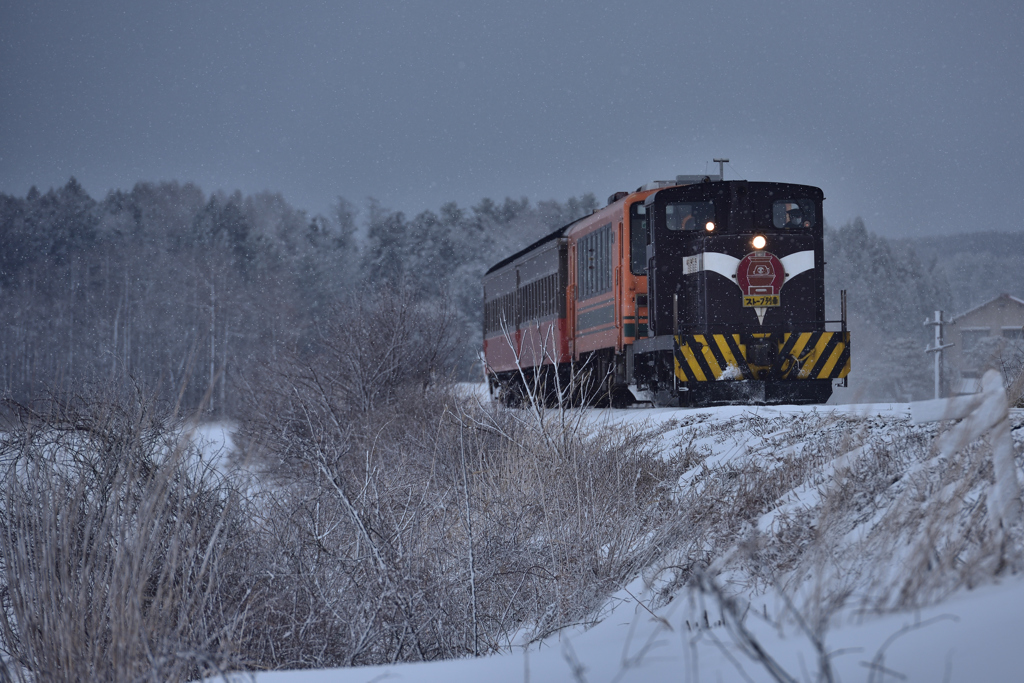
[645,180,825,202]
[483,180,825,276]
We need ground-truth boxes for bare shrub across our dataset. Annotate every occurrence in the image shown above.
[0,384,257,682]
[0,288,677,675]
[239,398,681,667]
[234,291,685,669]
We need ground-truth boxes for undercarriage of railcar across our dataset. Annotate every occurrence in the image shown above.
[488,349,636,409]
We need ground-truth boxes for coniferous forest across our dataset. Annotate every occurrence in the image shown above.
[2,177,1023,408]
[0,178,598,413]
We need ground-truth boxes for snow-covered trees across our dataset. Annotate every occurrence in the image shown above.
[4,176,1017,408]
[826,218,951,401]
[0,181,597,411]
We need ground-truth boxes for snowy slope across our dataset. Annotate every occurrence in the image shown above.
[223,575,1024,682]
[207,401,1024,683]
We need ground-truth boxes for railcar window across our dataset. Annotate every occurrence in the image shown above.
[577,223,613,299]
[629,203,647,275]
[484,291,519,335]
[772,199,816,229]
[493,272,562,331]
[665,201,715,231]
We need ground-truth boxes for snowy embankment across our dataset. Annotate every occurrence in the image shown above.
[209,396,1024,683]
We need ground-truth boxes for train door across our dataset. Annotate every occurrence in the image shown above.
[627,202,649,340]
[645,195,716,337]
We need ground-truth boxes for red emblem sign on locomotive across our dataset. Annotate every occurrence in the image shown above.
[737,251,784,307]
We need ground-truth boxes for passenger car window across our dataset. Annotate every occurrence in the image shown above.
[773,199,816,229]
[576,223,613,299]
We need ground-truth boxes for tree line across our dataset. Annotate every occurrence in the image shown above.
[826,219,1024,400]
[0,178,597,413]
[2,178,1021,408]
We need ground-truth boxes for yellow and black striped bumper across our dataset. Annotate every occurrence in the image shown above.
[674,332,850,382]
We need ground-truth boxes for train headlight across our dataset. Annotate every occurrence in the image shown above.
[705,221,716,232]
[752,235,767,250]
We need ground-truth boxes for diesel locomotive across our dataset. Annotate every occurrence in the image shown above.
[482,176,850,407]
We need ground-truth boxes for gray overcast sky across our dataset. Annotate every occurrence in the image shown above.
[2,0,1022,236]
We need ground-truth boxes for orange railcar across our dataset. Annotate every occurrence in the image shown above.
[482,185,659,406]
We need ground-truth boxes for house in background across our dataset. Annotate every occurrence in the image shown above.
[947,293,1024,394]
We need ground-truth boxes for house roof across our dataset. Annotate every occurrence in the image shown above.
[953,293,1024,322]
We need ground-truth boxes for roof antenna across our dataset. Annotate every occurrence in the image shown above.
[713,158,729,181]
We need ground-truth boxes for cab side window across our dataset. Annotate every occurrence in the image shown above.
[665,201,715,232]
[772,199,816,229]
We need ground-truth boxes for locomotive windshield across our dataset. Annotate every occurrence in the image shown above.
[629,202,647,275]
[772,199,816,229]
[666,201,715,231]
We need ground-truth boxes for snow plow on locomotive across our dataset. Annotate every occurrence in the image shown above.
[482,176,850,408]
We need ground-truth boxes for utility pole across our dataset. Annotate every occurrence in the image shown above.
[925,310,953,399]
[713,158,729,180]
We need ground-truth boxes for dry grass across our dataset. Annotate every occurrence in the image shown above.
[612,406,1023,683]
[641,406,1023,642]
[236,380,685,667]
[2,323,1018,681]
[0,385,257,682]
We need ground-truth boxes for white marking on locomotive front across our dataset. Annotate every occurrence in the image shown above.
[780,250,814,284]
[699,252,741,280]
[683,250,814,286]
[683,249,815,325]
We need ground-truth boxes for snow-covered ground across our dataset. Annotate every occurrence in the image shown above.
[223,573,1024,682]
[205,396,1024,683]
[186,420,238,464]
